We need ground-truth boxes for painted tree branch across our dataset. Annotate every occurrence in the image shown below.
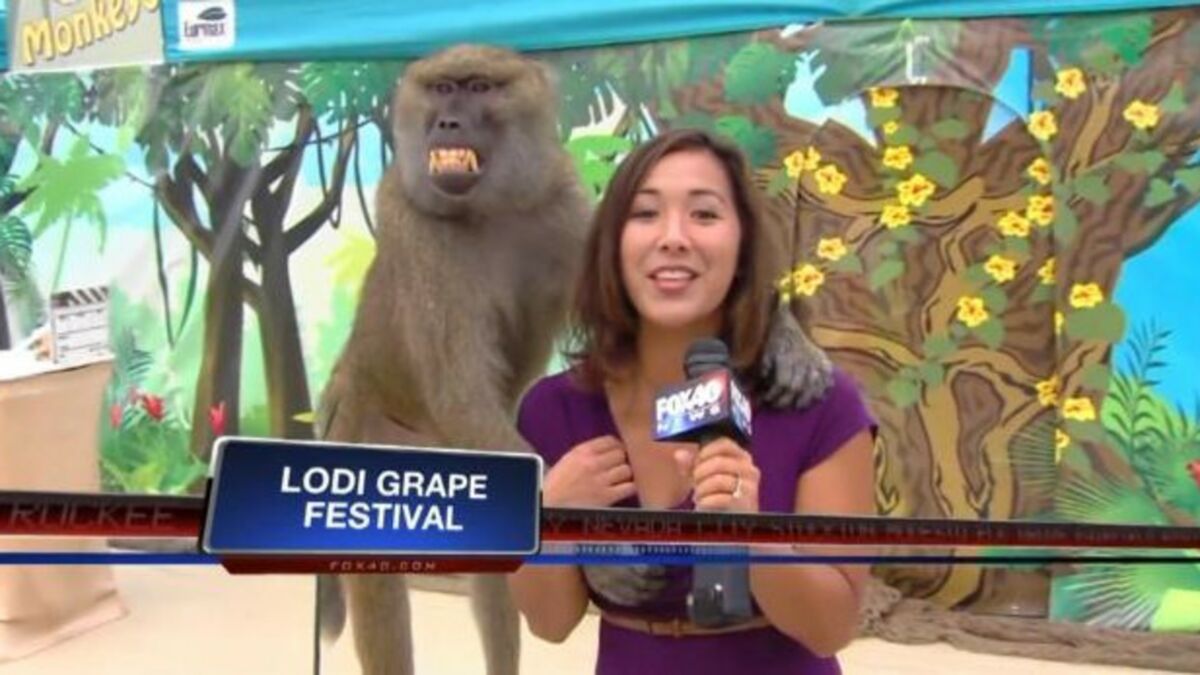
[284,118,355,254]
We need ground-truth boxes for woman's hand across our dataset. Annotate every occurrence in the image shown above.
[676,438,760,513]
[543,435,636,508]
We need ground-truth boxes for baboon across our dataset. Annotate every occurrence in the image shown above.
[316,44,833,675]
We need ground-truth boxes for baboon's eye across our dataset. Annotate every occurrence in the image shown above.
[431,81,455,95]
[467,79,493,94]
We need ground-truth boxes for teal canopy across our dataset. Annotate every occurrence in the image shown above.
[5,0,1199,69]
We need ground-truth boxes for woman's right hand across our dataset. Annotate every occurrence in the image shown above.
[543,435,637,508]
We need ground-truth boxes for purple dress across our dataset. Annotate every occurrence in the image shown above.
[516,367,877,675]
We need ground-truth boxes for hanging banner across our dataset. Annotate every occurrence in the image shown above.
[7,0,164,73]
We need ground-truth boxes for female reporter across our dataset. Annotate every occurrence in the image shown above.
[507,128,876,674]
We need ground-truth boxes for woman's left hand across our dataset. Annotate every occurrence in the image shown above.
[676,438,760,513]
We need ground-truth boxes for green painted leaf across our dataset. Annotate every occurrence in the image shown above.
[766,169,792,196]
[1054,205,1079,242]
[867,106,902,127]
[868,259,905,290]
[878,241,898,257]
[1176,167,1200,194]
[974,319,1005,349]
[887,377,920,408]
[1140,151,1168,174]
[18,136,124,240]
[950,323,968,339]
[931,118,970,140]
[892,226,920,243]
[714,116,777,168]
[1064,419,1107,443]
[1160,82,1187,114]
[917,134,938,151]
[923,334,957,359]
[724,43,796,105]
[1032,80,1059,104]
[830,252,864,274]
[889,125,919,145]
[1073,173,1111,205]
[1100,14,1154,65]
[981,287,1009,314]
[1005,237,1031,258]
[1145,178,1176,207]
[1151,589,1200,632]
[965,264,990,285]
[919,362,946,387]
[0,216,33,278]
[913,151,959,188]
[1031,285,1055,303]
[1066,302,1126,343]
[1081,364,1112,391]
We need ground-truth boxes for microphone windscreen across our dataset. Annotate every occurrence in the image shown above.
[684,338,729,379]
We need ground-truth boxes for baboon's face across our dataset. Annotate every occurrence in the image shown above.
[392,45,563,216]
[422,76,498,197]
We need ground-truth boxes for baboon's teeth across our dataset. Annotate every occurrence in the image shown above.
[428,147,481,175]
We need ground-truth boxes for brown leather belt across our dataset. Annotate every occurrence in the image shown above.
[601,612,771,638]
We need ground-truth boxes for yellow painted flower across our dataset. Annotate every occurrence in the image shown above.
[775,271,795,302]
[1028,110,1058,141]
[1054,311,1065,335]
[984,254,1018,284]
[870,87,899,108]
[1054,68,1087,100]
[883,120,900,135]
[882,145,914,171]
[802,147,822,171]
[1062,396,1097,422]
[815,164,848,195]
[1027,157,1053,186]
[1123,99,1161,131]
[956,296,989,328]
[1055,429,1070,462]
[880,204,912,229]
[997,211,1032,238]
[1036,375,1060,408]
[791,264,825,296]
[783,150,806,179]
[1026,194,1055,227]
[897,173,936,207]
[1038,258,1056,285]
[816,237,848,262]
[1069,282,1104,309]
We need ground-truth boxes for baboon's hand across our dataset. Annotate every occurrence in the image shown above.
[582,564,669,607]
[759,305,834,410]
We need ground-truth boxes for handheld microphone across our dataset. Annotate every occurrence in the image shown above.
[653,338,755,627]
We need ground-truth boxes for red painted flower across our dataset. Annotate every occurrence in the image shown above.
[109,403,123,429]
[140,394,165,422]
[1188,460,1200,490]
[209,401,227,437]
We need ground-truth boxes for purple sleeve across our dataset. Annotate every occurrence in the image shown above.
[516,377,572,467]
[799,368,878,475]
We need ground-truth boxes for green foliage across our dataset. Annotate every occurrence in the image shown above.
[723,43,796,105]
[930,118,970,141]
[1160,83,1187,114]
[973,318,1004,350]
[299,61,405,123]
[923,334,957,360]
[18,136,124,239]
[713,116,776,168]
[913,151,958,188]
[886,375,920,408]
[1056,561,1200,632]
[1035,14,1153,75]
[1115,150,1167,174]
[566,133,634,198]
[1176,168,1200,194]
[1053,199,1079,241]
[1145,178,1176,207]
[807,21,960,105]
[830,253,863,274]
[1072,172,1111,205]
[1065,302,1126,343]
[868,259,904,290]
[0,214,33,279]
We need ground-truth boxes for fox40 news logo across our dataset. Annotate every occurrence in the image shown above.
[655,372,726,435]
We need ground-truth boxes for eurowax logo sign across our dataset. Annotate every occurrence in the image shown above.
[179,0,235,50]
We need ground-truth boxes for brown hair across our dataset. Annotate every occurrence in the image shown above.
[566,127,783,393]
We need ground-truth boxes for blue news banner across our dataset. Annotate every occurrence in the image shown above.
[201,437,543,558]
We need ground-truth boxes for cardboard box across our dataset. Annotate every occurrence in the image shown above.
[0,360,127,662]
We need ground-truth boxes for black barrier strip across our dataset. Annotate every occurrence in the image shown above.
[1,491,1199,550]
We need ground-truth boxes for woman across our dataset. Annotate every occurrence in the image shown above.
[507,128,876,674]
